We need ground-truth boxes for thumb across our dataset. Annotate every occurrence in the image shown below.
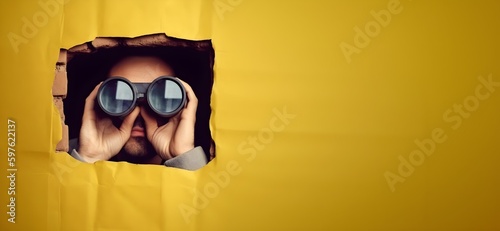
[141,108,159,141]
[119,107,140,137]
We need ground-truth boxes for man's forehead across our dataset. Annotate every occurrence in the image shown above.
[108,56,175,82]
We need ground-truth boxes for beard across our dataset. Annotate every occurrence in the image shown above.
[109,115,158,164]
[110,137,157,164]
[123,136,156,156]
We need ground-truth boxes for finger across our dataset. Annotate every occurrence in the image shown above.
[170,110,182,124]
[175,116,195,142]
[176,78,198,121]
[141,107,159,141]
[177,78,198,106]
[83,82,103,114]
[119,107,140,135]
[164,115,179,135]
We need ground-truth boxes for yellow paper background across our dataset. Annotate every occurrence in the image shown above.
[1,0,499,230]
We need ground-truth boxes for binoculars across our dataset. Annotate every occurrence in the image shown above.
[97,76,186,117]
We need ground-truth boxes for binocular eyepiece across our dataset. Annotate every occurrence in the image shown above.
[96,76,187,117]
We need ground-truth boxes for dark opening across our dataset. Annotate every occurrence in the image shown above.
[63,35,216,161]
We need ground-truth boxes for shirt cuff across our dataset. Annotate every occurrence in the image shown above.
[69,146,209,170]
[70,149,88,163]
[163,146,208,171]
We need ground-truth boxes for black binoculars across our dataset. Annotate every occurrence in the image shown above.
[97,76,186,117]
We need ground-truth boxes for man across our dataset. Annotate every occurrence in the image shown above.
[69,55,208,170]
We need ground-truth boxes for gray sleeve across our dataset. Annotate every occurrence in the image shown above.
[68,138,85,161]
[163,146,208,171]
[70,143,208,171]
[70,148,96,163]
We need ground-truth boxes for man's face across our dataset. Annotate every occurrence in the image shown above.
[107,56,175,161]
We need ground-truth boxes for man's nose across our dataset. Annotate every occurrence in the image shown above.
[133,114,145,126]
[136,103,153,119]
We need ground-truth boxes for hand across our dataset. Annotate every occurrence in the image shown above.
[77,83,140,163]
[142,78,197,160]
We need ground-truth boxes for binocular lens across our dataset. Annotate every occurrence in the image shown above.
[148,79,184,115]
[98,80,135,115]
